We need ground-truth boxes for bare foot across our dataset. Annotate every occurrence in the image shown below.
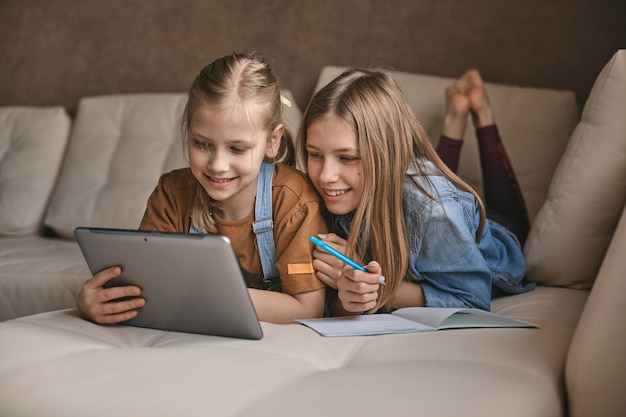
[457,69,495,128]
[442,84,470,140]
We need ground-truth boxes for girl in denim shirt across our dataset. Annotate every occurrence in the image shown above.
[298,68,534,316]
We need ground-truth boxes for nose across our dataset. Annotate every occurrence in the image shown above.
[206,148,229,173]
[318,159,339,183]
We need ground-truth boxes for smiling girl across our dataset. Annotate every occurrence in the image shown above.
[299,68,533,316]
[77,53,327,324]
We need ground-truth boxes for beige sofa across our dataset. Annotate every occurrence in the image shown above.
[0,50,624,417]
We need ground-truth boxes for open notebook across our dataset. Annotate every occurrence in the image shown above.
[296,307,537,337]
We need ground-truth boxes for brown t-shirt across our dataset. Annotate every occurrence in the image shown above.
[139,164,327,295]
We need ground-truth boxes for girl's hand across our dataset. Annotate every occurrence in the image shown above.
[311,233,350,289]
[77,266,145,324]
[337,261,383,313]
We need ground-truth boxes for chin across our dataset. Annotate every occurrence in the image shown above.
[325,202,356,216]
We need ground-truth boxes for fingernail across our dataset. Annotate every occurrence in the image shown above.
[379,276,386,286]
[317,233,327,239]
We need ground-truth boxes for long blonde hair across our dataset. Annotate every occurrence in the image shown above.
[183,52,294,233]
[297,68,486,312]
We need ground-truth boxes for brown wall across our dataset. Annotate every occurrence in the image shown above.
[1,0,624,115]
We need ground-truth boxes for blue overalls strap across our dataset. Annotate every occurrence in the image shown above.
[252,162,279,281]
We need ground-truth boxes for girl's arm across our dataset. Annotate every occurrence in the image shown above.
[77,266,145,324]
[411,197,492,310]
[138,170,194,233]
[312,234,393,315]
[248,287,325,323]
[311,233,369,315]
[264,167,330,322]
[389,280,426,309]
[331,263,427,314]
[317,200,490,313]
[311,233,347,289]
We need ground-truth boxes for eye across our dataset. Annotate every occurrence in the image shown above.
[193,140,212,152]
[230,146,247,154]
[308,152,323,160]
[340,155,359,163]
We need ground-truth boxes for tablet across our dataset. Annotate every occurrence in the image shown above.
[74,227,263,340]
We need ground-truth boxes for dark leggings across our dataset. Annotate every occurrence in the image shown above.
[436,125,530,246]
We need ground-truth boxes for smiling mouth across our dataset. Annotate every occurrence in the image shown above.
[323,188,349,197]
[205,174,235,184]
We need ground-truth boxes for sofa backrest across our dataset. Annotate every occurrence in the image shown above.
[43,94,189,238]
[1,68,582,242]
[0,106,71,236]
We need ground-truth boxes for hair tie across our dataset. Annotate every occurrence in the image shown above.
[280,95,292,108]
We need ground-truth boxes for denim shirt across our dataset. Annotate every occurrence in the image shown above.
[333,160,533,311]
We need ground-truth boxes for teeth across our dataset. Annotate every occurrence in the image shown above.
[325,189,347,197]
[210,177,231,183]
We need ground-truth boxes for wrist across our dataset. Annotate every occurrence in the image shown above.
[390,280,425,309]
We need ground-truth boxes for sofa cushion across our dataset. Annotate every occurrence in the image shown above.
[43,93,189,238]
[566,202,626,417]
[0,286,587,417]
[0,106,71,236]
[0,236,88,321]
[43,91,301,239]
[524,49,626,289]
[314,67,580,223]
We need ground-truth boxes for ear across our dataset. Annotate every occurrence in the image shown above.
[266,124,284,158]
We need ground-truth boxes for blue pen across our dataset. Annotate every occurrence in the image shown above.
[309,236,386,285]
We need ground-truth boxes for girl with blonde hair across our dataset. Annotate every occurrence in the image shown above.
[299,67,533,315]
[78,52,327,324]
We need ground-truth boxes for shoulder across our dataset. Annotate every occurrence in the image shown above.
[156,168,197,191]
[404,174,471,206]
[141,168,195,232]
[403,174,477,225]
[404,158,474,203]
[272,164,319,202]
[148,167,197,206]
[273,163,308,184]
[271,164,324,227]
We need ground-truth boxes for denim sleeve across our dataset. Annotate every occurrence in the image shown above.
[409,195,492,311]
